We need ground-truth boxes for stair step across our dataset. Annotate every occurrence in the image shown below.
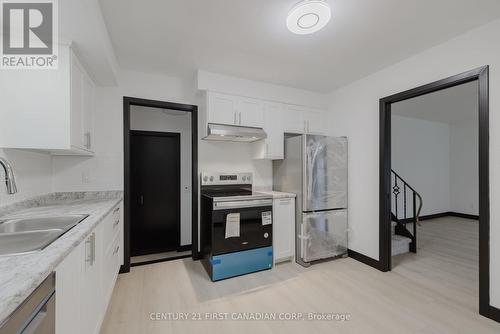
[392,235,411,256]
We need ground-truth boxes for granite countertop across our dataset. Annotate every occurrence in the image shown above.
[0,191,123,325]
[258,190,297,199]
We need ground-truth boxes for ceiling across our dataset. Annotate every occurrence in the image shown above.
[392,81,478,124]
[98,0,500,93]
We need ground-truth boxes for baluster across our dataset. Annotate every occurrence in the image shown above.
[403,183,407,220]
[412,192,417,253]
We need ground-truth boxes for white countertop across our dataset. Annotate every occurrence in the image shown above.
[0,192,122,325]
[258,190,297,199]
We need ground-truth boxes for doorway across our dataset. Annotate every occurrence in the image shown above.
[379,66,491,318]
[130,131,180,256]
[122,97,198,273]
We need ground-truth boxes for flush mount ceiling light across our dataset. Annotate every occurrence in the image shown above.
[286,0,331,35]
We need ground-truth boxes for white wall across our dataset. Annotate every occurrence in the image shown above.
[450,119,479,215]
[326,18,500,307]
[130,106,192,246]
[0,149,52,206]
[391,115,451,216]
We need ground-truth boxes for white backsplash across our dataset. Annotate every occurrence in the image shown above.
[0,149,52,206]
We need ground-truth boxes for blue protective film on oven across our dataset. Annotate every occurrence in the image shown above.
[211,246,273,281]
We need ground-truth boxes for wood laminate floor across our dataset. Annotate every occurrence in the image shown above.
[101,217,500,333]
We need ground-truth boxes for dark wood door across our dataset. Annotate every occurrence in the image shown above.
[130,131,180,256]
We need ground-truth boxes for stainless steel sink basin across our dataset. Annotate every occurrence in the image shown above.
[0,230,63,256]
[0,215,87,233]
[0,215,88,256]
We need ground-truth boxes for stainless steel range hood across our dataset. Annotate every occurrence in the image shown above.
[204,124,267,142]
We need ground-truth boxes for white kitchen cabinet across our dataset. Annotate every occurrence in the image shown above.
[0,44,95,155]
[253,102,284,159]
[273,197,296,263]
[101,204,123,307]
[55,241,83,334]
[80,228,103,334]
[283,105,306,134]
[205,91,264,128]
[237,97,264,128]
[55,202,123,334]
[207,92,238,125]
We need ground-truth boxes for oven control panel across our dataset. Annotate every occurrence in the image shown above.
[201,172,252,185]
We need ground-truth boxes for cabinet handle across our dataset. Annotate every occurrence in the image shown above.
[85,233,96,266]
[91,232,96,265]
[84,132,91,150]
[85,237,92,264]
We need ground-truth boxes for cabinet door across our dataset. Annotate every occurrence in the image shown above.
[273,197,295,263]
[80,229,103,334]
[264,103,284,159]
[238,97,264,128]
[55,243,82,334]
[207,92,237,125]
[70,56,84,149]
[283,106,305,134]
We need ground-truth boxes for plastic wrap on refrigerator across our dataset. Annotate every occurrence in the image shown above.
[300,210,348,262]
[304,135,347,211]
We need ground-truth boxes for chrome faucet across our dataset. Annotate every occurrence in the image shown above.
[0,157,17,194]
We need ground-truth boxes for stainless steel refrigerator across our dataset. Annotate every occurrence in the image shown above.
[273,135,348,267]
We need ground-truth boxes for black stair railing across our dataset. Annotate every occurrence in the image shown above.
[391,170,423,253]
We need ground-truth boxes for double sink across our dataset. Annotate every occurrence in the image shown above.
[0,215,88,256]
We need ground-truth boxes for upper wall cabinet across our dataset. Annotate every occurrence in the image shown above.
[283,105,306,134]
[206,92,264,128]
[202,90,326,160]
[254,102,285,160]
[0,44,95,155]
[283,106,325,135]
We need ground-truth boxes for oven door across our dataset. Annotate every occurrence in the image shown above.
[211,199,273,255]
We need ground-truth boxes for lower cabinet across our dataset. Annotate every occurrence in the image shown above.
[55,201,123,334]
[273,197,295,263]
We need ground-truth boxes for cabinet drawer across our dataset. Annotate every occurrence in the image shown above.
[103,233,121,298]
[102,205,121,249]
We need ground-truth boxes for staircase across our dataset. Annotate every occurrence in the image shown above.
[391,170,422,256]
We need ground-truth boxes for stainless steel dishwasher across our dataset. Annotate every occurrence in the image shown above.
[0,273,55,334]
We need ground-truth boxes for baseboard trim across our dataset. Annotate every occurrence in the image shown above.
[177,244,192,252]
[399,211,479,224]
[347,249,383,271]
[486,305,500,323]
[448,212,479,220]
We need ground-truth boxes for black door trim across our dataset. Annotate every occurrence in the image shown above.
[378,66,492,320]
[122,97,199,273]
[130,130,181,254]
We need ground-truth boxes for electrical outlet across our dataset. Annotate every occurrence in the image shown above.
[82,172,91,184]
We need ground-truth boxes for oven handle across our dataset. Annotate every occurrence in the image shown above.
[213,199,273,210]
